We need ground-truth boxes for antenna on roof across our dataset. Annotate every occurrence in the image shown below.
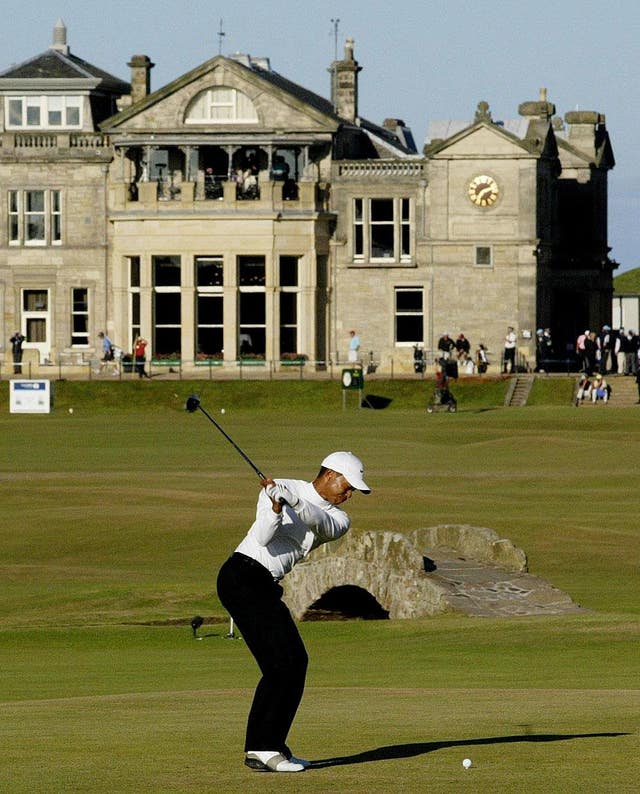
[330,18,340,60]
[217,19,226,55]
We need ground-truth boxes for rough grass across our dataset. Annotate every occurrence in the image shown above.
[0,379,638,791]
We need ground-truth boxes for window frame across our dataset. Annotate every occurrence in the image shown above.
[5,95,83,129]
[185,87,259,125]
[475,245,493,268]
[8,189,62,246]
[71,287,90,348]
[394,286,424,346]
[195,255,224,358]
[352,197,412,264]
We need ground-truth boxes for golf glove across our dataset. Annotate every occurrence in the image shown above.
[265,482,300,508]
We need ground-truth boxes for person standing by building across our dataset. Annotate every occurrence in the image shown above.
[9,330,25,374]
[347,330,360,362]
[97,331,116,374]
[133,335,150,378]
[503,326,517,373]
[216,451,370,773]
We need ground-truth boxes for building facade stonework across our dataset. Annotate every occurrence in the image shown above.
[0,22,616,373]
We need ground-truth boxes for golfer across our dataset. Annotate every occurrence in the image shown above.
[216,451,370,773]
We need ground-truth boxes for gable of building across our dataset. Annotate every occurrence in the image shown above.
[101,55,341,136]
[426,121,537,159]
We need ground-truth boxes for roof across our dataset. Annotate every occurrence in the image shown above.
[426,118,530,146]
[0,49,130,94]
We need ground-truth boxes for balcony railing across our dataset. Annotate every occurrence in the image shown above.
[335,160,426,177]
[6,132,109,149]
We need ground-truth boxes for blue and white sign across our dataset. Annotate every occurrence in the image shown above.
[10,380,52,414]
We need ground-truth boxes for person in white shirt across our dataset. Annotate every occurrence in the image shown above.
[216,451,370,773]
[503,326,517,373]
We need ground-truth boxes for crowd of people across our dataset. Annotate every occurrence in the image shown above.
[434,332,490,376]
[575,325,640,376]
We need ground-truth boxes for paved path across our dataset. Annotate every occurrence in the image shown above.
[422,547,585,617]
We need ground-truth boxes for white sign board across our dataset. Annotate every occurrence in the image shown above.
[10,380,52,414]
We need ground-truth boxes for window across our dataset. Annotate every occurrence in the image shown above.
[128,256,141,344]
[8,190,62,246]
[5,96,82,129]
[395,287,424,345]
[195,256,224,358]
[185,87,258,124]
[353,198,412,263]
[238,256,265,356]
[153,256,181,357]
[279,256,300,356]
[71,288,89,346]
[475,246,493,267]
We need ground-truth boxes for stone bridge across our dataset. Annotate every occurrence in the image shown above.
[283,524,584,619]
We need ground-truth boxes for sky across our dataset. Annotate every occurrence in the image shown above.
[3,0,639,271]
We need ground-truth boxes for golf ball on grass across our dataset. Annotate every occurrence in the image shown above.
[462,758,472,769]
[68,408,74,414]
[220,408,226,414]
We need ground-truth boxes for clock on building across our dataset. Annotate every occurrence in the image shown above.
[468,174,500,207]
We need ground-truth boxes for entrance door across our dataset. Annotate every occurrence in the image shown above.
[22,289,50,363]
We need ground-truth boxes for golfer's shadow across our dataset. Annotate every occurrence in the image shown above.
[310,732,627,769]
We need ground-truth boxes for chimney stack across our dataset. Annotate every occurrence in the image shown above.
[51,19,69,56]
[330,37,362,121]
[127,55,155,104]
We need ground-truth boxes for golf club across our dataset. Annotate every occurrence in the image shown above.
[185,395,266,479]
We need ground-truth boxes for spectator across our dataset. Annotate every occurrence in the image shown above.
[133,335,150,378]
[621,329,637,375]
[597,325,611,374]
[574,374,592,406]
[455,334,471,360]
[591,373,610,403]
[476,343,489,374]
[503,326,517,373]
[9,330,25,374]
[584,331,598,374]
[348,330,360,363]
[576,329,590,372]
[437,333,456,360]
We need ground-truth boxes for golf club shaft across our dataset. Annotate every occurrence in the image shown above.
[196,403,266,479]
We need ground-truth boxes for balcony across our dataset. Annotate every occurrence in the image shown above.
[111,177,327,213]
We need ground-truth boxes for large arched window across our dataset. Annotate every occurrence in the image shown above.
[185,87,258,124]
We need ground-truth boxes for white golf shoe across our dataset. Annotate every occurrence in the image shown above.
[244,751,306,772]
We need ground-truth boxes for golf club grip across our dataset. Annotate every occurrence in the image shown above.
[197,405,266,479]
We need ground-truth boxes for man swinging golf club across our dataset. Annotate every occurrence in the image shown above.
[216,451,371,773]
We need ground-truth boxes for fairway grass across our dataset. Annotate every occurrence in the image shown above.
[0,380,638,791]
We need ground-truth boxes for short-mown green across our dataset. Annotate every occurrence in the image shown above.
[1,379,638,792]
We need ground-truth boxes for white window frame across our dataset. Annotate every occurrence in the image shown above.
[394,286,424,346]
[8,189,62,246]
[278,255,301,356]
[185,87,258,124]
[352,197,412,264]
[152,256,182,357]
[195,256,224,358]
[71,288,90,347]
[5,95,83,129]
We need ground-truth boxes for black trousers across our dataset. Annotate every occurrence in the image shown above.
[216,553,308,756]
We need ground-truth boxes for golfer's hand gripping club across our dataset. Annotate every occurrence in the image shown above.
[263,480,299,508]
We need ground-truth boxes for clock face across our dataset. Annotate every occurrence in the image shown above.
[468,174,499,207]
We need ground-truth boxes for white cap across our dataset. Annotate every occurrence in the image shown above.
[321,451,370,493]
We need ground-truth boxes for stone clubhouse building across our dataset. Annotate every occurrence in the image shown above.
[0,20,617,374]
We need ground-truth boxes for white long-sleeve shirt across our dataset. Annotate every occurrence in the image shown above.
[235,478,351,580]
